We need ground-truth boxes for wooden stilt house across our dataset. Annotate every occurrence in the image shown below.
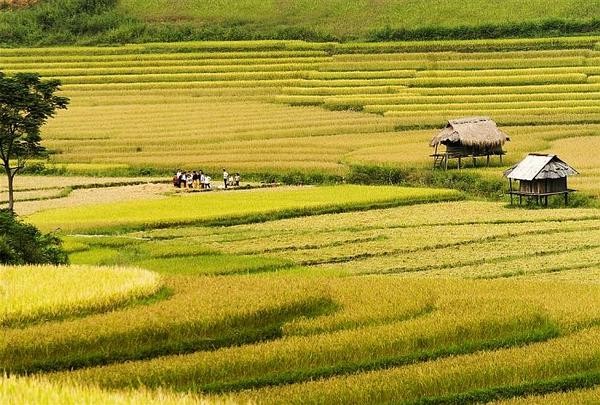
[430,117,510,169]
[504,153,578,206]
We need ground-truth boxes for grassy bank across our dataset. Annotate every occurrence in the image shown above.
[1,0,600,45]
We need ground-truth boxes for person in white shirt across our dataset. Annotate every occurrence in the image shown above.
[186,172,193,189]
[223,168,229,189]
[199,171,205,190]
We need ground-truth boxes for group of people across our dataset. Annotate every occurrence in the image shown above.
[172,168,240,190]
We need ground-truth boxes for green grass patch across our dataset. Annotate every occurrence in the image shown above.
[66,236,293,276]
[134,255,294,276]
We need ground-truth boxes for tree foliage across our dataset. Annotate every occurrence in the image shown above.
[0,72,69,211]
[0,209,68,265]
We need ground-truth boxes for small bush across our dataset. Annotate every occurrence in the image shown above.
[0,209,68,265]
[348,165,506,198]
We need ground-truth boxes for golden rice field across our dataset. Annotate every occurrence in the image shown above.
[3,36,600,403]
[0,375,199,405]
[2,185,597,403]
[0,265,161,327]
[2,37,600,194]
[27,185,461,232]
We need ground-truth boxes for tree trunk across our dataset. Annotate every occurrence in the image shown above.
[4,164,14,212]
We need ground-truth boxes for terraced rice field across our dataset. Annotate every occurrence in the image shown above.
[0,264,161,327]
[28,185,461,232]
[2,37,600,194]
[4,188,600,403]
[3,36,600,403]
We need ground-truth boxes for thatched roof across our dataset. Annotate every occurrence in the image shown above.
[504,153,578,181]
[430,117,510,148]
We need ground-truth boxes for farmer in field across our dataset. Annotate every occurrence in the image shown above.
[234,172,240,186]
[173,170,181,188]
[178,172,184,189]
[223,168,229,189]
[192,171,200,189]
[185,172,193,189]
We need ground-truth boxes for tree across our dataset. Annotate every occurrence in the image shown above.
[0,72,69,211]
[0,209,68,265]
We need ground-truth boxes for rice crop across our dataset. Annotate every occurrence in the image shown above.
[1,275,333,373]
[492,385,600,404]
[27,185,461,233]
[5,193,600,402]
[53,289,553,393]
[0,38,598,193]
[102,201,600,280]
[0,265,161,326]
[412,72,589,87]
[42,277,600,397]
[132,254,293,276]
[0,375,202,405]
[225,326,600,403]
[3,36,600,403]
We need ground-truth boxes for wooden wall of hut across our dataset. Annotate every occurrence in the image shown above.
[519,178,567,194]
[443,143,504,157]
[445,143,466,156]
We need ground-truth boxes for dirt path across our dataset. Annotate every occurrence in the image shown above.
[16,183,170,216]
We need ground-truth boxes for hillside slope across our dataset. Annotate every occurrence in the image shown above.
[120,0,600,39]
[1,0,599,45]
[3,37,599,197]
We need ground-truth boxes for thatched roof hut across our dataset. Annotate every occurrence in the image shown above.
[430,117,509,169]
[430,117,509,148]
[504,153,578,206]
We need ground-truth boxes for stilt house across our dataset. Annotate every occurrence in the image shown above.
[504,153,578,206]
[430,117,510,169]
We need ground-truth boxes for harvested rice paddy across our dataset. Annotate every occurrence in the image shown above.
[0,176,168,215]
